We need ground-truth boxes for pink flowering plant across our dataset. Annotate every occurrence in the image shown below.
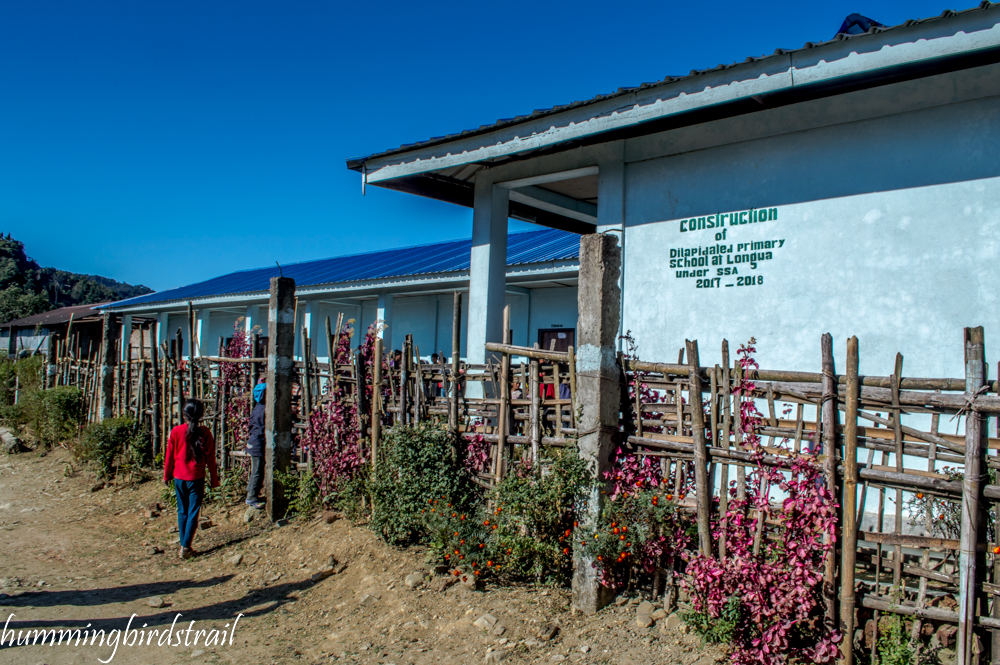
[682,338,841,665]
[300,320,372,506]
[219,318,260,483]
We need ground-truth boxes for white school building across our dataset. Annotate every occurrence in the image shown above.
[346,5,1000,379]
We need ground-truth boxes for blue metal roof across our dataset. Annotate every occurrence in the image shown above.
[106,228,580,310]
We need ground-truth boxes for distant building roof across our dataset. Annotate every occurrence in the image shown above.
[104,228,580,310]
[1,302,108,329]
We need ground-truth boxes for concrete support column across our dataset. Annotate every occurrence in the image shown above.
[194,310,205,358]
[264,277,295,522]
[120,314,133,362]
[467,179,509,365]
[98,313,119,422]
[598,146,627,350]
[596,146,625,232]
[302,300,314,360]
[244,306,253,337]
[571,234,622,615]
[157,312,169,348]
[377,293,393,352]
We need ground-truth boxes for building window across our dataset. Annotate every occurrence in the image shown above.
[537,328,575,353]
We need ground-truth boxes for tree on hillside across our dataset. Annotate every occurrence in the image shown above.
[0,285,50,324]
[0,234,153,324]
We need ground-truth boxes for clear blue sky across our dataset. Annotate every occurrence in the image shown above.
[1,1,955,292]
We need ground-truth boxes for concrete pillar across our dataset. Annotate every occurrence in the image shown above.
[597,147,625,232]
[98,313,118,421]
[598,148,627,349]
[120,314,133,362]
[264,277,295,522]
[377,293,393,352]
[157,312,169,348]
[302,300,314,361]
[467,179,509,364]
[244,306,253,337]
[571,234,622,615]
[194,310,205,357]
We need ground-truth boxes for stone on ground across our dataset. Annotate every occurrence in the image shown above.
[147,596,165,608]
[1,428,26,454]
[474,614,498,630]
[311,566,335,582]
[636,615,654,628]
[537,623,559,641]
[225,553,243,566]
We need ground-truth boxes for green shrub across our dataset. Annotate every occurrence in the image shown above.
[76,417,146,478]
[22,386,83,447]
[370,423,475,545]
[684,595,741,644]
[486,447,592,584]
[0,356,44,431]
[874,599,912,665]
[273,466,321,517]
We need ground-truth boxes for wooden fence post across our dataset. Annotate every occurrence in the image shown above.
[494,305,511,483]
[821,333,838,627]
[840,336,860,665]
[150,321,161,456]
[264,276,296,522]
[958,326,987,665]
[187,302,196,395]
[45,333,57,390]
[571,233,621,615]
[98,313,117,422]
[175,329,184,426]
[372,336,382,470]
[451,292,462,433]
[301,326,312,423]
[686,339,711,557]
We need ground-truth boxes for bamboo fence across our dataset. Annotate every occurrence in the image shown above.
[16,305,1000,664]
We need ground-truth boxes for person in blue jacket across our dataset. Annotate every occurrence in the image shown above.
[245,380,267,508]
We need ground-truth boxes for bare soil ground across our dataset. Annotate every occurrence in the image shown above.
[0,448,725,665]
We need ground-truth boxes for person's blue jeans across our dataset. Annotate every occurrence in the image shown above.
[174,479,205,549]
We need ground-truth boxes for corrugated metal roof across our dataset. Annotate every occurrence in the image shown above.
[346,3,998,170]
[105,228,580,310]
[1,302,109,329]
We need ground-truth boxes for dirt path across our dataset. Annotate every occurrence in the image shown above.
[0,449,723,665]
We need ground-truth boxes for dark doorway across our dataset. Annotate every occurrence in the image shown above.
[537,328,575,353]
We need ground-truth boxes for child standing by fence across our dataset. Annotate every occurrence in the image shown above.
[163,399,219,559]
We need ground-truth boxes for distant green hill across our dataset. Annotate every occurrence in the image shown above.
[0,234,152,324]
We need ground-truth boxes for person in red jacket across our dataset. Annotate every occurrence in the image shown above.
[163,399,219,559]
